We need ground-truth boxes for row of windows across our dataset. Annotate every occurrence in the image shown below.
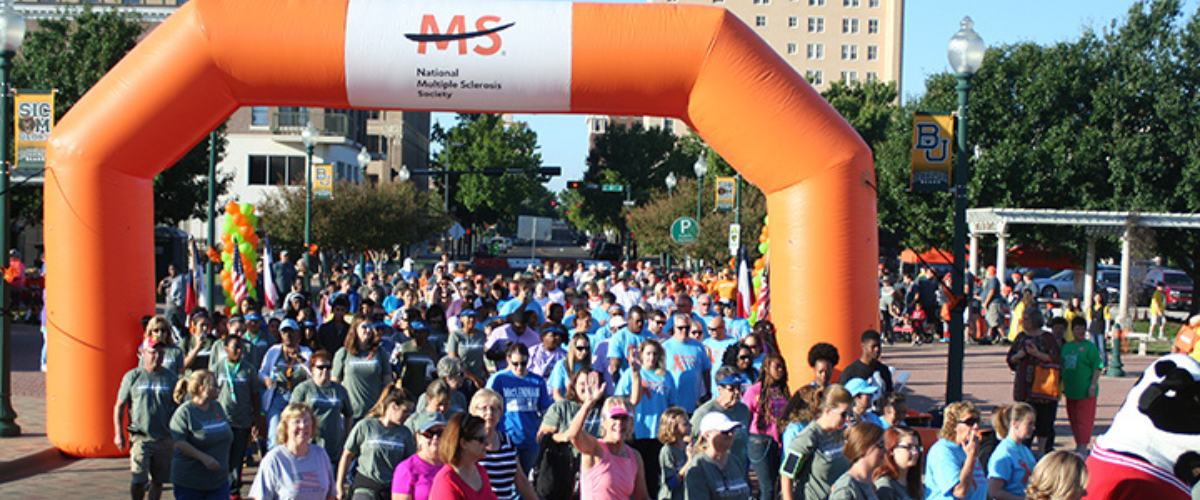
[247,155,357,186]
[785,43,879,61]
[803,70,879,85]
[779,16,880,34]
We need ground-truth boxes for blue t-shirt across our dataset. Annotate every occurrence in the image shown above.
[589,306,612,325]
[498,298,545,326]
[382,296,403,314]
[781,422,806,451]
[660,337,711,413]
[987,437,1036,497]
[725,317,752,340]
[924,439,987,500]
[607,328,656,371]
[546,358,581,394]
[485,370,552,450]
[614,367,676,439]
[854,410,885,429]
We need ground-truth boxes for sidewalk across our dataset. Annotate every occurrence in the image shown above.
[0,324,1156,497]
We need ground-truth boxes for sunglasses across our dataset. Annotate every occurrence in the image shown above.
[744,344,760,350]
[719,429,736,436]
[313,364,332,370]
[958,417,980,427]
[674,326,689,331]
[738,355,754,361]
[422,430,443,438]
[574,344,589,350]
[510,361,528,367]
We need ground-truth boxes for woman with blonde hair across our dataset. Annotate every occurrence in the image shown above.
[987,403,1038,500]
[924,401,987,500]
[830,422,887,500]
[656,406,695,500]
[1024,450,1089,500]
[469,389,536,500]
[143,315,185,375]
[170,369,235,500]
[873,426,925,500]
[337,384,416,500]
[565,382,651,500]
[249,402,336,500]
[781,384,854,500]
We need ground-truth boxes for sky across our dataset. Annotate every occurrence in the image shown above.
[434,0,1190,194]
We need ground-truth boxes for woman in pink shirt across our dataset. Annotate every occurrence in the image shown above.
[429,413,497,500]
[742,353,791,500]
[392,418,446,500]
[565,372,650,500]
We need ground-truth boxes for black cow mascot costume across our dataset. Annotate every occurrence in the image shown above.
[1084,354,1200,499]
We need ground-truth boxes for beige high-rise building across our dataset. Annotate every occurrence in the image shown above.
[588,0,903,143]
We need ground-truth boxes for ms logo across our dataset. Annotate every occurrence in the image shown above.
[914,123,949,163]
[405,15,515,56]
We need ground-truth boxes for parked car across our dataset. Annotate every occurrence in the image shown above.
[584,235,607,251]
[590,241,623,261]
[1095,268,1123,302]
[488,236,511,253]
[1034,269,1080,299]
[1139,268,1194,310]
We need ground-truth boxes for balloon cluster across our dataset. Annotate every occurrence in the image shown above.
[750,215,768,324]
[219,202,260,314]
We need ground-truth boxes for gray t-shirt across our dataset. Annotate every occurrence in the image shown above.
[138,346,185,375]
[542,399,604,438]
[117,366,179,440]
[659,444,690,500]
[215,358,266,428]
[445,329,488,379]
[829,473,879,500]
[690,399,751,475]
[684,453,751,500]
[291,380,353,464]
[170,401,234,490]
[780,423,849,500]
[332,347,390,419]
[874,476,915,500]
[248,443,336,500]
[345,417,416,484]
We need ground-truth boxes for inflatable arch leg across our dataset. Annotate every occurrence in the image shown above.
[45,0,875,457]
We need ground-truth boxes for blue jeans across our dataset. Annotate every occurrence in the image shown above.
[265,389,289,450]
[174,483,230,500]
[748,433,780,500]
[516,446,538,476]
[228,426,252,495]
[1091,331,1108,367]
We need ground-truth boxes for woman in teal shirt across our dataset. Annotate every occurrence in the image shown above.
[170,369,234,500]
[924,401,987,500]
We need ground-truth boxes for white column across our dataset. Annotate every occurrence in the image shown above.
[969,233,979,278]
[996,228,1008,287]
[1119,225,1132,329]
[1083,236,1097,313]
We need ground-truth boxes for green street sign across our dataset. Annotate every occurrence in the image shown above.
[671,217,699,244]
[601,184,624,192]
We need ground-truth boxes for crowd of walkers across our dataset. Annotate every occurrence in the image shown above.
[112,256,1093,500]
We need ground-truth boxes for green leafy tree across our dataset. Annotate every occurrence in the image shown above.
[11,6,229,227]
[257,180,447,255]
[433,114,548,229]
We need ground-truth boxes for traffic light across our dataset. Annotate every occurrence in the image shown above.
[567,181,582,189]
[550,201,558,207]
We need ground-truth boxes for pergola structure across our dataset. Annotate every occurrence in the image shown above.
[966,208,1200,325]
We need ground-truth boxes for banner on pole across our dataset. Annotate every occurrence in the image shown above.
[910,112,954,192]
[314,164,333,199]
[14,90,55,175]
[715,176,736,212]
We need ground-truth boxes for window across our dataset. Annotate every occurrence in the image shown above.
[789,16,798,28]
[841,44,858,60]
[867,45,878,60]
[753,0,770,4]
[713,0,725,3]
[806,70,823,85]
[248,155,307,186]
[869,0,879,6]
[866,71,878,82]
[250,107,269,127]
[788,43,798,55]
[843,0,859,6]
[842,18,859,34]
[808,17,824,33]
[868,19,879,34]
[806,43,824,59]
[755,15,767,27]
[808,0,825,5]
[841,70,858,83]
[663,119,675,134]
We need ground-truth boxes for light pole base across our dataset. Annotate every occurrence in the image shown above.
[1105,332,1125,378]
[0,402,21,437]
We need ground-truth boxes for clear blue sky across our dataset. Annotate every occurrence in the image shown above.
[435,0,1186,194]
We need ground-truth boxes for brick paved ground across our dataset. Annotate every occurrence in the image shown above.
[0,323,1157,498]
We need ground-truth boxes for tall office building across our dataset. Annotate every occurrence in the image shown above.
[589,0,903,140]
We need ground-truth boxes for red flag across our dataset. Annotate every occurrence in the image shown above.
[262,234,279,310]
[184,239,198,314]
[753,253,770,323]
[736,246,754,318]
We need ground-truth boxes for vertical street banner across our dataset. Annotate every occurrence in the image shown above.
[14,90,55,175]
[910,111,954,192]
[314,164,334,199]
[715,176,736,212]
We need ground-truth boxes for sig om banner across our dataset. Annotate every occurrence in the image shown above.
[910,112,954,192]
[14,90,55,174]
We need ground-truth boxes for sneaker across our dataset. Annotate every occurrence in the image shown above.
[939,337,950,343]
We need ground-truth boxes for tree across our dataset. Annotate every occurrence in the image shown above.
[11,6,229,227]
[257,180,447,256]
[433,114,549,229]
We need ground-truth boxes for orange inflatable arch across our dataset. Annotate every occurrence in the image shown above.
[44,0,876,456]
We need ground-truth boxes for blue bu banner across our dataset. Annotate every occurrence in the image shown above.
[911,112,954,192]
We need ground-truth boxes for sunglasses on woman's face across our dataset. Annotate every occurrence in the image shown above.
[958,417,979,427]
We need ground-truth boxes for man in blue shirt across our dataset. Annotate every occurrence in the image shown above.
[607,306,654,383]
[663,294,708,339]
[497,277,544,326]
[661,312,711,413]
[485,342,551,472]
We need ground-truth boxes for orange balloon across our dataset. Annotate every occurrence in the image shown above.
[244,233,260,246]
[232,213,247,227]
[246,269,258,283]
[221,233,233,247]
[239,225,254,239]
[220,269,231,281]
[222,278,233,290]
[225,202,240,215]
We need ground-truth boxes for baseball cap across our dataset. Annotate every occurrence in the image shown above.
[410,321,431,331]
[715,366,748,386]
[606,406,633,419]
[609,316,628,329]
[280,319,300,331]
[699,412,742,434]
[458,309,478,318]
[141,338,165,350]
[244,313,264,322]
[419,417,448,434]
[845,378,879,397]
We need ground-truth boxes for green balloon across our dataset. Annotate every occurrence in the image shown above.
[758,242,769,254]
[225,297,235,308]
[244,204,255,217]
[223,259,233,271]
[239,242,252,255]
[763,215,768,225]
[246,214,258,227]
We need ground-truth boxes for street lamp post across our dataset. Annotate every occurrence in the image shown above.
[357,146,371,185]
[398,165,411,182]
[665,172,676,199]
[693,157,708,272]
[300,121,318,295]
[0,0,25,438]
[946,16,985,403]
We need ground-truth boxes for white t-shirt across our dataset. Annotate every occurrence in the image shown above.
[249,444,336,500]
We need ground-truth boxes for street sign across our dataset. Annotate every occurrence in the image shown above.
[671,217,699,244]
[622,200,635,207]
[728,223,741,255]
[602,184,624,192]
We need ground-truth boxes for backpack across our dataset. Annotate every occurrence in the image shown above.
[534,432,577,499]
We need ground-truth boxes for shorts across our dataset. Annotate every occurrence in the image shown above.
[985,301,1003,328]
[130,437,172,484]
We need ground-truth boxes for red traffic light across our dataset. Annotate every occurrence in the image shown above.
[567,181,582,189]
